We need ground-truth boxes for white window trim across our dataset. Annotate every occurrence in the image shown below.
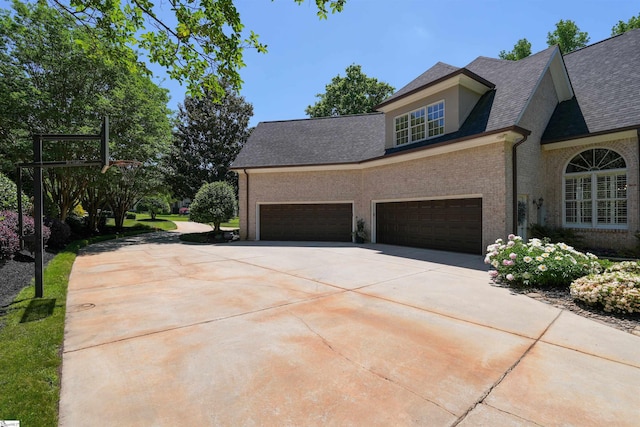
[394,99,445,147]
[562,149,628,230]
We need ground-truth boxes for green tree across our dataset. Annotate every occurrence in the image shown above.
[189,181,237,233]
[611,13,640,35]
[498,38,531,60]
[45,0,346,98]
[0,2,172,223]
[547,19,590,53]
[137,195,170,220]
[305,64,395,117]
[167,85,253,199]
[0,172,30,212]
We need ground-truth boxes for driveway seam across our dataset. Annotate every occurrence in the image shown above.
[450,310,563,426]
[289,311,459,419]
[481,403,546,426]
[63,291,345,354]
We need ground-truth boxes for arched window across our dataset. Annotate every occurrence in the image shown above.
[564,148,627,228]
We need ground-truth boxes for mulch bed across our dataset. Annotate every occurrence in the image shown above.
[0,250,56,315]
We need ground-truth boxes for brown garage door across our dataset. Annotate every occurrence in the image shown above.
[260,203,352,242]
[376,198,482,254]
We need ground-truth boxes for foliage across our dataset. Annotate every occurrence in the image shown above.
[0,210,51,258]
[528,223,582,248]
[547,19,590,53]
[499,38,532,60]
[0,172,31,212]
[0,2,172,222]
[485,234,600,288]
[42,0,345,98]
[570,261,640,313]
[137,195,169,220]
[305,64,395,117]
[611,13,640,35]
[45,217,72,249]
[189,181,237,232]
[0,213,20,259]
[352,217,367,242]
[167,85,253,199]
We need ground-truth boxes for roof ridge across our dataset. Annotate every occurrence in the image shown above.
[564,28,639,56]
[258,112,383,125]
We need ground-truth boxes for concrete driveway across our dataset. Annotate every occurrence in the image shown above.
[59,228,640,426]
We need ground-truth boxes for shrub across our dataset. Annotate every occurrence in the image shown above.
[189,182,237,232]
[570,270,640,314]
[528,224,582,248]
[126,212,137,220]
[0,210,51,257]
[0,172,31,212]
[485,234,600,287]
[137,196,170,220]
[0,218,20,260]
[46,217,72,249]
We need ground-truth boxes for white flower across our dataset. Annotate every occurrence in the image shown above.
[523,256,533,263]
[538,264,547,272]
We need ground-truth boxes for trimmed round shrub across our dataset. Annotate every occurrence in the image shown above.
[0,172,31,212]
[189,182,237,232]
[485,234,600,287]
[570,271,640,314]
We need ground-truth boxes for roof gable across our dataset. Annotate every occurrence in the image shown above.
[543,28,640,142]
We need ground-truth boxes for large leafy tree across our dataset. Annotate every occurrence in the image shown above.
[547,19,590,53]
[167,86,253,200]
[498,38,531,61]
[0,1,172,222]
[611,13,640,35]
[305,64,395,117]
[45,0,346,98]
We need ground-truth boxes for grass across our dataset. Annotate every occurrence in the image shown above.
[105,214,177,231]
[0,226,166,426]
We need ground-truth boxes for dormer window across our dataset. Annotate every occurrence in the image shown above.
[394,100,445,146]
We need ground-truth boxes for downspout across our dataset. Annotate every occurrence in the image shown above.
[511,133,529,235]
[243,169,249,241]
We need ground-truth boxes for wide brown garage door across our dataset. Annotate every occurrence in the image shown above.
[259,203,352,242]
[376,198,482,254]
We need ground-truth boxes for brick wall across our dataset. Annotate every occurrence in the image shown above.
[543,136,639,250]
[239,141,511,250]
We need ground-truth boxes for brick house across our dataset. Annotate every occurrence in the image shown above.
[230,30,640,254]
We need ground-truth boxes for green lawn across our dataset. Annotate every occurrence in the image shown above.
[105,214,177,231]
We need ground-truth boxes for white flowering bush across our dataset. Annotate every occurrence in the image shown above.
[570,262,640,313]
[485,234,600,287]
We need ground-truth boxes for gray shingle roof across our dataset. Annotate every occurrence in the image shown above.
[465,46,557,131]
[381,62,460,104]
[231,113,385,168]
[543,29,640,142]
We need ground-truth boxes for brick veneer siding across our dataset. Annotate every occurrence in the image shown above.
[542,136,639,250]
[515,71,560,237]
[239,140,511,251]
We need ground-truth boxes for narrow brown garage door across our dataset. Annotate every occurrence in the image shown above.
[376,198,482,254]
[260,203,352,242]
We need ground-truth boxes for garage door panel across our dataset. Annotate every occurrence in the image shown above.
[376,198,482,254]
[260,203,352,242]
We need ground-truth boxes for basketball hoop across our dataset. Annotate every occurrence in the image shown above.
[102,159,142,173]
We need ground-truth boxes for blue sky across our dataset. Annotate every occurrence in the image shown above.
[161,0,634,127]
[3,0,637,127]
